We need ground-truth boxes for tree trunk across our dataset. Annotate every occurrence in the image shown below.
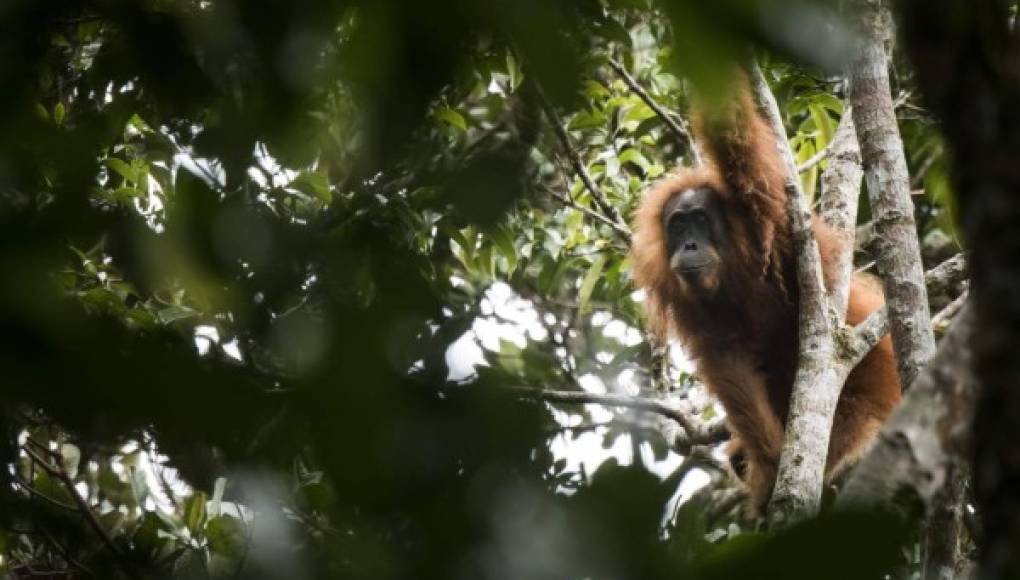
[922,464,968,580]
[749,63,883,528]
[837,304,975,515]
[847,0,936,388]
[893,1,1020,577]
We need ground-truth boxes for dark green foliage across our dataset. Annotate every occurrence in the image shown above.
[0,0,952,577]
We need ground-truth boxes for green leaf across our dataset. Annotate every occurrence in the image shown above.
[183,491,208,536]
[578,255,607,314]
[80,288,125,314]
[814,93,844,114]
[104,158,137,183]
[609,342,647,367]
[568,110,608,130]
[300,481,337,511]
[128,113,153,133]
[607,0,651,9]
[134,512,171,558]
[436,107,467,132]
[475,244,495,278]
[506,51,522,91]
[205,515,247,558]
[99,510,126,536]
[796,141,818,201]
[538,255,576,294]
[113,187,143,203]
[158,306,197,324]
[582,80,611,101]
[53,102,66,126]
[618,148,650,171]
[126,308,157,330]
[926,163,960,241]
[487,227,518,275]
[808,103,835,146]
[594,17,633,47]
[622,101,656,124]
[289,171,332,203]
[632,116,661,139]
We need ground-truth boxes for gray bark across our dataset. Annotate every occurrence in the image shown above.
[923,464,969,580]
[837,304,975,514]
[847,0,936,387]
[749,62,838,526]
[926,253,969,312]
[817,111,863,318]
[749,63,883,528]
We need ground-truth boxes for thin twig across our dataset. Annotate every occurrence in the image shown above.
[796,141,833,173]
[925,252,968,292]
[707,487,749,527]
[535,88,629,233]
[496,385,727,444]
[910,151,940,189]
[932,290,969,334]
[22,445,134,574]
[892,89,914,110]
[846,306,891,364]
[39,525,94,576]
[648,339,672,394]
[12,473,77,511]
[606,58,701,165]
[845,256,968,351]
[544,186,632,241]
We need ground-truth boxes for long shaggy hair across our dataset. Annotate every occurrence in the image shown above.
[631,88,789,346]
[628,82,901,512]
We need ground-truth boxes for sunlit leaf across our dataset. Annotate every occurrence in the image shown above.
[289,171,332,203]
[436,107,468,132]
[808,103,835,146]
[183,492,208,536]
[104,158,137,183]
[205,515,247,558]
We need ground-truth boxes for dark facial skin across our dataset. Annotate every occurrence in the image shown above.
[662,187,725,292]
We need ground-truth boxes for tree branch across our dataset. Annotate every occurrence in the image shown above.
[847,0,936,388]
[543,186,632,242]
[796,140,833,173]
[606,58,702,165]
[837,303,975,514]
[926,253,968,290]
[749,61,846,527]
[497,385,728,446]
[12,473,77,512]
[845,305,891,364]
[537,91,629,233]
[816,110,863,318]
[23,444,134,573]
[923,463,970,580]
[926,252,969,312]
[932,289,969,336]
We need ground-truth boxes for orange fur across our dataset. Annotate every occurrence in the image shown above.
[630,87,901,512]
